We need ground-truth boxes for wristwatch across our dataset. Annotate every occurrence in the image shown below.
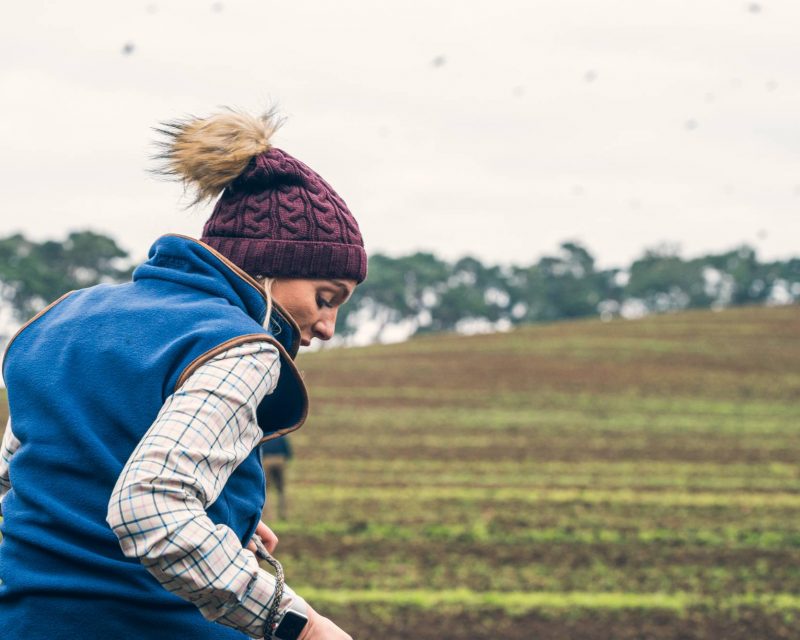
[272,609,308,640]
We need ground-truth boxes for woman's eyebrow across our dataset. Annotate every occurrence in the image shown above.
[328,280,354,301]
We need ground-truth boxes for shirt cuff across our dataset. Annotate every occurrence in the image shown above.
[216,567,307,639]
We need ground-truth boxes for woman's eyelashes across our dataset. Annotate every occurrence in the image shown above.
[317,295,334,309]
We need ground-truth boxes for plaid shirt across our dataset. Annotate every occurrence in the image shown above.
[0,418,18,513]
[1,341,304,639]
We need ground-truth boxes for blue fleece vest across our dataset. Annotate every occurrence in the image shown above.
[0,235,308,639]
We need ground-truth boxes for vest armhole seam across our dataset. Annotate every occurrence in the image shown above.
[2,290,77,375]
[174,334,310,438]
[174,334,279,391]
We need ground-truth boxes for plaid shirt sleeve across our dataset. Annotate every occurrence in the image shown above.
[0,417,20,515]
[107,340,303,638]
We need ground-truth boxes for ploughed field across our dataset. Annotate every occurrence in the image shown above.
[2,306,799,638]
[281,306,800,639]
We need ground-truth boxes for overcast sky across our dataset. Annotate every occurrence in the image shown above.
[1,0,798,269]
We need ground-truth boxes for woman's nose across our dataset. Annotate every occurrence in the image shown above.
[312,310,337,341]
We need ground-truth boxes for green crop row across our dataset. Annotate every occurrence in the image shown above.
[295,466,800,492]
[274,520,800,549]
[297,458,798,478]
[305,404,800,435]
[290,485,800,509]
[294,588,800,616]
[310,387,800,420]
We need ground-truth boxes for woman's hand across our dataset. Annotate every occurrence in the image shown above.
[247,520,279,556]
[246,527,350,638]
[298,605,353,640]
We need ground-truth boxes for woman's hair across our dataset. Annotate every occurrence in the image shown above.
[256,276,276,329]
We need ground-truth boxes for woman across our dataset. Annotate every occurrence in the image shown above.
[0,110,365,639]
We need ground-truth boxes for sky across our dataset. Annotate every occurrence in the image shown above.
[1,0,798,270]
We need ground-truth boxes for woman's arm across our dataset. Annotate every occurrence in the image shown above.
[106,341,307,638]
[0,417,20,516]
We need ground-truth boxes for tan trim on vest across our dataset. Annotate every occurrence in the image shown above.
[257,422,305,444]
[2,290,77,366]
[175,334,309,436]
[166,234,302,358]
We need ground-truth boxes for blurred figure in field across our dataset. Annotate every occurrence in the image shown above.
[262,435,293,520]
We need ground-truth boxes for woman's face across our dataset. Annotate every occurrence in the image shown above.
[270,278,356,346]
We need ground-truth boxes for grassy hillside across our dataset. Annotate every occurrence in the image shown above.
[2,306,799,638]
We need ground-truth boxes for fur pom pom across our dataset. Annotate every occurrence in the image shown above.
[153,108,281,204]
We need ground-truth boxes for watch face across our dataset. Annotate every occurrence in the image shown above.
[274,610,308,640]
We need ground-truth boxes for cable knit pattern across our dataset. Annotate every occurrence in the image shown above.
[202,147,367,282]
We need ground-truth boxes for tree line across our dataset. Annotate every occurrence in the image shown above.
[337,241,800,342]
[0,231,798,343]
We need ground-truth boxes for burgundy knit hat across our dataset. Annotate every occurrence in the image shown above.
[202,148,366,282]
[157,110,367,282]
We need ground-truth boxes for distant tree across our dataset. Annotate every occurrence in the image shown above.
[775,258,800,283]
[625,246,711,311]
[766,258,800,302]
[0,230,133,321]
[507,242,616,322]
[427,255,511,331]
[429,281,488,331]
[338,252,450,340]
[703,246,771,305]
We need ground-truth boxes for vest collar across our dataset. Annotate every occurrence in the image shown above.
[134,234,302,359]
